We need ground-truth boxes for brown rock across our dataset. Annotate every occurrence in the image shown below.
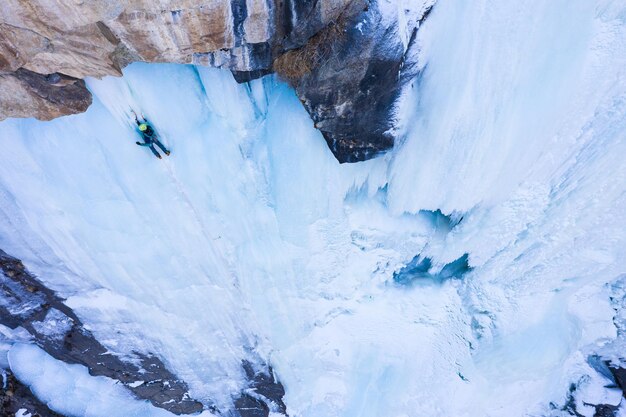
[0,0,358,118]
[0,0,358,79]
[0,69,92,120]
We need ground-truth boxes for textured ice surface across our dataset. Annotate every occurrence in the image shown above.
[0,0,625,415]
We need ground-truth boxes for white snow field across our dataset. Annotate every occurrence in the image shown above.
[1,0,626,416]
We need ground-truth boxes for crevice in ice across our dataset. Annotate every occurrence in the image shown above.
[420,208,464,230]
[392,253,471,286]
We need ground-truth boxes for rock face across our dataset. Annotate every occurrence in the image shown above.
[235,360,288,417]
[0,0,433,162]
[275,1,433,162]
[0,0,358,117]
[0,248,203,415]
[0,69,92,120]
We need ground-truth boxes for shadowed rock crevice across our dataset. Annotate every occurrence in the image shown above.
[0,248,203,415]
[274,1,434,162]
[235,360,288,417]
[607,364,626,397]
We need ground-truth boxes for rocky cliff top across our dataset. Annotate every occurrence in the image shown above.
[0,0,433,161]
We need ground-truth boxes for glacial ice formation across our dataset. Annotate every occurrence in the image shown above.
[1,0,626,416]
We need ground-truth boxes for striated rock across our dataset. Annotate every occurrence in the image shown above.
[0,0,435,162]
[0,248,203,415]
[0,0,355,80]
[0,0,358,121]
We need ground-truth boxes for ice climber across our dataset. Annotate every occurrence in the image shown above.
[134,114,170,159]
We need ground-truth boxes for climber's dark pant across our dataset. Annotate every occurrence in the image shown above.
[143,136,168,157]
[147,144,161,158]
[153,138,168,153]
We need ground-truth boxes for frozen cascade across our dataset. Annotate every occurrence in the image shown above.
[0,0,625,416]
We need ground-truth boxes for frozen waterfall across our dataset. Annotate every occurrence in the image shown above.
[1,0,626,416]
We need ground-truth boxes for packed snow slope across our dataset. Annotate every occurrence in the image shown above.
[1,0,626,416]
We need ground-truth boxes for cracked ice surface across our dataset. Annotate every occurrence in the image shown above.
[0,0,626,415]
